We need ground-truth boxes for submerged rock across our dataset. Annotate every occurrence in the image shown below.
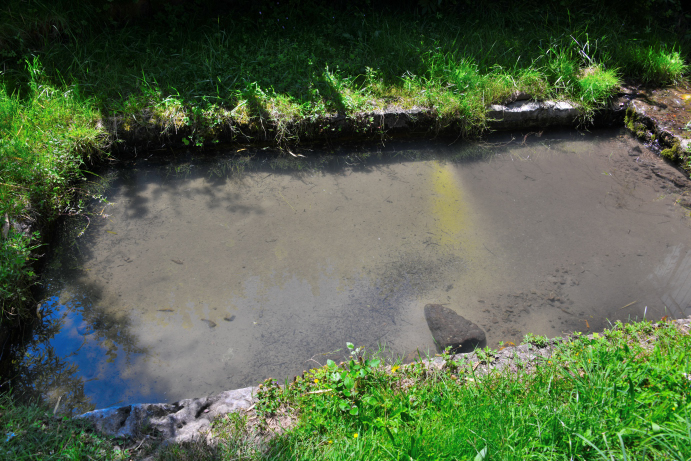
[424,304,486,354]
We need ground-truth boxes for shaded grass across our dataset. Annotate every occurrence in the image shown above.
[0,392,130,460]
[4,2,687,148]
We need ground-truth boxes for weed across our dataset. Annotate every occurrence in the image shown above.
[475,345,497,364]
[0,228,40,319]
[522,332,550,347]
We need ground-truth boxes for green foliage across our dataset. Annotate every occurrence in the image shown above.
[0,229,40,319]
[227,320,691,460]
[522,332,549,347]
[0,392,129,460]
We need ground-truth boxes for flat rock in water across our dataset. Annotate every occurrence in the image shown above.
[424,304,486,354]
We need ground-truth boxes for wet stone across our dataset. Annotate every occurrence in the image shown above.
[424,304,486,354]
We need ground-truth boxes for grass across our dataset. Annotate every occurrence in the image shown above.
[2,318,689,459]
[155,318,691,460]
[0,59,106,321]
[1,2,688,144]
[0,392,131,460]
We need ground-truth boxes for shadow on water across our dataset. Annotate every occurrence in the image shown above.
[4,212,157,413]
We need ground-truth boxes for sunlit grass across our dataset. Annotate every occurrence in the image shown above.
[0,59,106,320]
[643,48,689,85]
[578,65,621,105]
[148,319,691,460]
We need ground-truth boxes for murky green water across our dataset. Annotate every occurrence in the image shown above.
[11,129,691,412]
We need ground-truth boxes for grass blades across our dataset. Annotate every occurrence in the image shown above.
[0,392,129,460]
[4,2,686,149]
[0,59,106,320]
[143,319,691,460]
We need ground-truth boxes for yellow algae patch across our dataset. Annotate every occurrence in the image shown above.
[274,243,288,261]
[429,161,476,252]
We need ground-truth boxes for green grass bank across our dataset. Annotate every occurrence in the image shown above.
[2,318,690,460]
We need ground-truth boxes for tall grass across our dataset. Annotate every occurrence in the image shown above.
[0,58,106,320]
[4,2,685,144]
[1,2,686,153]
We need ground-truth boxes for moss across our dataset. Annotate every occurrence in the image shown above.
[661,140,682,162]
[633,122,647,139]
[624,106,637,129]
[624,107,650,140]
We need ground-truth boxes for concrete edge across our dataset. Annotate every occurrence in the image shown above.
[104,99,627,153]
[76,386,256,444]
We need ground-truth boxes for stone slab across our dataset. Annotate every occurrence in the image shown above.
[77,386,256,443]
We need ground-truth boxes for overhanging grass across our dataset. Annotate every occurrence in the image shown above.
[0,59,106,320]
[1,2,687,149]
